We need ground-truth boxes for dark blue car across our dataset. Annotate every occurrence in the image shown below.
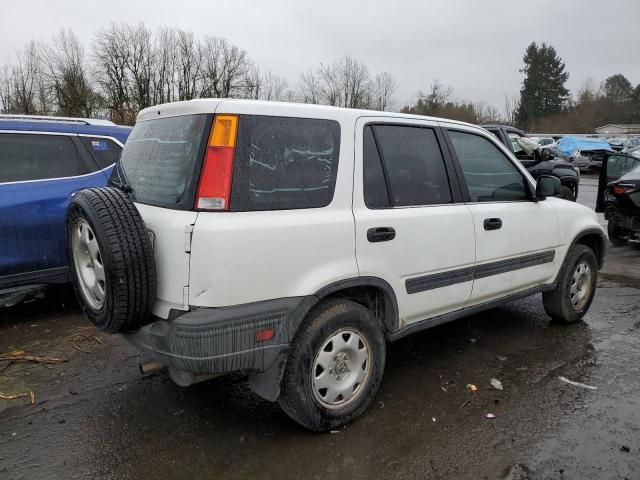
[0,115,131,305]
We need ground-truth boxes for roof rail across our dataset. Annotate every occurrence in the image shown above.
[0,114,116,126]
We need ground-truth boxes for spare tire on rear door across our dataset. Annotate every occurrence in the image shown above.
[66,187,156,333]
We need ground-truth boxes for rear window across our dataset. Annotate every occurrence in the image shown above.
[117,114,211,209]
[230,116,341,211]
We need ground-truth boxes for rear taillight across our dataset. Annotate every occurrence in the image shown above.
[195,115,238,211]
[612,186,628,195]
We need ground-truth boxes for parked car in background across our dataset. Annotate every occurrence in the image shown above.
[481,125,579,200]
[536,137,556,148]
[66,100,605,431]
[627,145,640,159]
[556,136,614,173]
[622,137,640,153]
[0,115,131,306]
[596,153,640,245]
[607,138,625,151]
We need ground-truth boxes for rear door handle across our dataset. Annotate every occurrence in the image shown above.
[367,227,396,243]
[483,218,502,231]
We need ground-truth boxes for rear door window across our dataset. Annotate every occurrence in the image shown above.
[80,137,122,169]
[366,124,452,207]
[118,114,211,209]
[0,133,79,183]
[230,116,340,211]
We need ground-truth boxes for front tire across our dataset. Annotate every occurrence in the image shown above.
[543,245,598,323]
[278,299,386,431]
[608,222,628,247]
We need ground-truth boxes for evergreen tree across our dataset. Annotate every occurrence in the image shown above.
[516,42,569,129]
[603,74,633,103]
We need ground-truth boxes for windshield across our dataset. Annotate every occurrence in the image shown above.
[117,114,210,209]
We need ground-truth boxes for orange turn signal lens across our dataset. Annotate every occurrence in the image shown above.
[209,115,238,148]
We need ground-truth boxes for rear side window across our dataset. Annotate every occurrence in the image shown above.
[365,125,452,207]
[0,133,79,183]
[448,130,529,202]
[230,116,340,211]
[363,126,390,208]
[118,115,210,209]
[80,137,122,169]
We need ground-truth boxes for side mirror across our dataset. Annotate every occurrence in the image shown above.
[535,175,561,200]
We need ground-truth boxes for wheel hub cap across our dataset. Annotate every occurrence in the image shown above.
[311,328,371,409]
[569,261,592,311]
[72,219,106,310]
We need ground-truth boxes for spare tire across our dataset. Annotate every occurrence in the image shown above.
[66,187,156,333]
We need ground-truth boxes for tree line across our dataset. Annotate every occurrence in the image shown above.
[1,29,638,133]
[0,24,397,124]
[403,42,640,132]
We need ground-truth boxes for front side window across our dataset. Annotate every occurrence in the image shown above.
[0,133,79,183]
[364,124,452,207]
[448,130,530,202]
[230,116,340,211]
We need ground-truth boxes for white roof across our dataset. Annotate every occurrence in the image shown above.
[136,98,477,130]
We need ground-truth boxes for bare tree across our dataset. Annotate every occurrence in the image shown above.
[298,69,321,104]
[0,65,13,113]
[124,23,154,111]
[8,42,41,114]
[199,36,248,98]
[40,29,98,117]
[371,72,397,111]
[176,29,201,100]
[242,63,262,99]
[261,71,287,101]
[504,93,519,125]
[93,23,133,123]
[317,62,341,106]
[154,27,178,104]
[336,56,371,108]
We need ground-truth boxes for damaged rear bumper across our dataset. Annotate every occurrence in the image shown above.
[125,297,308,379]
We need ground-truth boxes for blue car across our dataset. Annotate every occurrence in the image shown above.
[0,115,131,305]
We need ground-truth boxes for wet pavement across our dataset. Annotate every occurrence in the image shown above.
[1,180,639,480]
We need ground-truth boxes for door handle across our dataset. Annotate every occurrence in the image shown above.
[483,218,502,231]
[367,227,396,243]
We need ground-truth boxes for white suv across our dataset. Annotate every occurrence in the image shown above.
[66,99,605,431]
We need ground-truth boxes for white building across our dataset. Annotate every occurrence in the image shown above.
[594,124,640,135]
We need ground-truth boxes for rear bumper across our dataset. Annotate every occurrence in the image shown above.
[605,205,640,233]
[125,297,309,376]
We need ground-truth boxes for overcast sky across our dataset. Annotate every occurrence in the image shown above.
[1,0,639,112]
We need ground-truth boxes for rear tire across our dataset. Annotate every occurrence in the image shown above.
[608,222,628,247]
[66,187,156,333]
[543,245,597,323]
[278,299,385,431]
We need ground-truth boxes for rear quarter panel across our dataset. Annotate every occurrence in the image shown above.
[188,109,357,308]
